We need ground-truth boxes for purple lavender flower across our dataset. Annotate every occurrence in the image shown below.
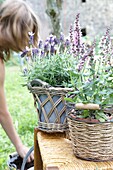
[65,39,70,47]
[73,14,82,55]
[40,51,45,57]
[79,43,85,55]
[44,41,50,52]
[88,40,96,56]
[60,32,64,42]
[77,54,88,72]
[77,40,96,72]
[23,67,28,75]
[25,56,29,62]
[54,36,60,45]
[32,48,39,56]
[99,28,111,54]
[69,13,82,57]
[69,24,74,44]
[28,32,35,45]
[21,49,29,57]
[48,34,54,44]
[50,44,55,54]
[38,40,43,49]
[99,27,112,66]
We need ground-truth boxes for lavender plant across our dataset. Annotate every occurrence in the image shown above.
[21,32,75,87]
[67,15,113,122]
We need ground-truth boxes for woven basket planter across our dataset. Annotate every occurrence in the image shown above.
[27,79,73,133]
[67,103,113,162]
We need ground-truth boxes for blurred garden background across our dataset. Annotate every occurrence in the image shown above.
[0,0,113,169]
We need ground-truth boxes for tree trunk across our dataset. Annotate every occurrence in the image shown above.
[46,0,63,37]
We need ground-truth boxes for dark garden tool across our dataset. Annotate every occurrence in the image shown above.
[7,146,34,170]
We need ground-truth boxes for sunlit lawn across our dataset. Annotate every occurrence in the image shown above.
[0,63,37,170]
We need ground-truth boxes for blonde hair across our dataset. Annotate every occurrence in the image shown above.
[0,0,39,60]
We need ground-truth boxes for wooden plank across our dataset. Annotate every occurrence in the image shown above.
[34,128,43,170]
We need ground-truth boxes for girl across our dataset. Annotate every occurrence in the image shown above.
[0,0,39,162]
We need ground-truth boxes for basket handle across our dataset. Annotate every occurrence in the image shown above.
[30,79,51,88]
[75,103,100,110]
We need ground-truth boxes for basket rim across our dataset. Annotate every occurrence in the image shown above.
[68,114,113,124]
[27,79,73,93]
[28,85,73,91]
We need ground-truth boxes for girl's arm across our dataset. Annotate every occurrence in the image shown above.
[0,59,33,162]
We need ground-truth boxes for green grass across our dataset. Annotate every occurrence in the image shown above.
[0,64,37,170]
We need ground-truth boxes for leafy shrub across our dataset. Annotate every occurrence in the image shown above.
[66,14,113,122]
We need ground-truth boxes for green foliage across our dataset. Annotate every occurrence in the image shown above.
[72,109,108,122]
[27,52,75,87]
[0,65,36,170]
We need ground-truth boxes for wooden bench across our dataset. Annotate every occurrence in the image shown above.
[34,128,113,170]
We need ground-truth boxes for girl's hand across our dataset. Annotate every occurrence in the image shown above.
[16,144,34,162]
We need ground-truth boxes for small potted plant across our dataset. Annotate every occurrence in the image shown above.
[21,32,74,133]
[66,14,113,161]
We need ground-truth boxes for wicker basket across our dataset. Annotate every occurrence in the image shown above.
[27,79,73,133]
[67,104,113,162]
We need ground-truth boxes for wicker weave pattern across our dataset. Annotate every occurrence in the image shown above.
[37,121,68,133]
[28,84,72,132]
[68,116,113,161]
